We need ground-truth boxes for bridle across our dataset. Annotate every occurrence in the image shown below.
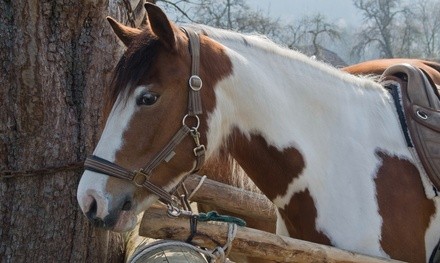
[84,28,205,207]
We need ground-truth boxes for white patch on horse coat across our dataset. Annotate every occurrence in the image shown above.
[76,170,111,218]
[77,86,145,217]
[408,147,439,199]
[77,84,198,227]
[272,174,308,209]
[426,198,440,260]
[199,25,435,258]
[275,209,290,237]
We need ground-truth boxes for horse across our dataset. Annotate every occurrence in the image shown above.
[343,58,440,85]
[77,4,440,262]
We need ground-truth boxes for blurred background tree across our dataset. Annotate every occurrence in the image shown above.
[152,0,440,63]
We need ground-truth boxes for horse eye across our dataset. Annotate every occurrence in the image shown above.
[137,92,159,106]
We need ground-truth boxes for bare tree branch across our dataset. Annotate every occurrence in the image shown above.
[352,0,409,58]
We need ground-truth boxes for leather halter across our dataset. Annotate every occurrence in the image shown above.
[84,28,205,206]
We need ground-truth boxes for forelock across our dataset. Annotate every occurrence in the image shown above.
[107,30,161,107]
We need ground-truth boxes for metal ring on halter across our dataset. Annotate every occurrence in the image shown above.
[133,170,148,187]
[416,110,428,120]
[189,75,203,91]
[182,114,200,129]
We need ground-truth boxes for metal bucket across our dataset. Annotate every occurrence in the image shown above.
[127,239,209,263]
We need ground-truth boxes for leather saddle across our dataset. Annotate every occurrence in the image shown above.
[381,64,440,190]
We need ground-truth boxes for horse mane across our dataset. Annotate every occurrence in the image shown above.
[186,23,292,56]
[188,24,384,94]
[105,24,274,114]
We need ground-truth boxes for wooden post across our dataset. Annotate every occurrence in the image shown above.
[139,206,405,263]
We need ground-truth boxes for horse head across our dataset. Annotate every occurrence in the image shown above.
[76,3,231,232]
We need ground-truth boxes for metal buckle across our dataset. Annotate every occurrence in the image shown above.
[193,145,206,156]
[189,75,202,91]
[133,170,148,187]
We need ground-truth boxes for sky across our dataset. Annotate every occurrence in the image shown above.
[246,0,363,28]
[245,0,366,63]
[161,0,367,63]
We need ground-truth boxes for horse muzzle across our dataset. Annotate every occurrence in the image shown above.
[84,192,136,231]
[77,170,139,232]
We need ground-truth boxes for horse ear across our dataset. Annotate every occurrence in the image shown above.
[144,3,177,50]
[106,16,141,47]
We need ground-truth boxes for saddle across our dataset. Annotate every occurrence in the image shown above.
[381,64,440,190]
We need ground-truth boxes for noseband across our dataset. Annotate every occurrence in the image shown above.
[84,28,205,206]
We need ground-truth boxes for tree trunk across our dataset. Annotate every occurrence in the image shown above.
[0,0,145,262]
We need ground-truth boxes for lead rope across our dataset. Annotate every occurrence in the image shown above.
[181,211,244,262]
[168,175,244,263]
[163,207,241,263]
[188,175,207,200]
[181,217,238,263]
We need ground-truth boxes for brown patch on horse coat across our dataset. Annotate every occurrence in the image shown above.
[278,189,332,245]
[343,58,440,85]
[226,130,325,250]
[227,130,305,201]
[197,32,234,136]
[375,151,435,262]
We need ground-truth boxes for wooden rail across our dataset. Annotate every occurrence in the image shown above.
[139,206,404,263]
[184,174,276,222]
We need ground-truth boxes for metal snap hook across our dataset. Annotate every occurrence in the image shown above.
[167,204,182,218]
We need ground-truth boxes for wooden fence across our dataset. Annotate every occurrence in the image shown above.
[134,174,405,263]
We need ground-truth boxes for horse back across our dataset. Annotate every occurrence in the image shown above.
[343,58,440,86]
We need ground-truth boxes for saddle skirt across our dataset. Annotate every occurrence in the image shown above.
[381,64,440,190]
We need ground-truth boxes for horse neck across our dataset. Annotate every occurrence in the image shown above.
[205,40,408,202]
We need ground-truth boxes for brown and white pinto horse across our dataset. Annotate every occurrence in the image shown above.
[343,58,440,85]
[77,4,440,262]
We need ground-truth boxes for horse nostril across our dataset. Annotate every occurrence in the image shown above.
[86,197,98,218]
[121,199,132,211]
[83,195,130,229]
[85,198,107,228]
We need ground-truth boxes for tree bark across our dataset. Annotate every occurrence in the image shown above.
[0,0,144,262]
